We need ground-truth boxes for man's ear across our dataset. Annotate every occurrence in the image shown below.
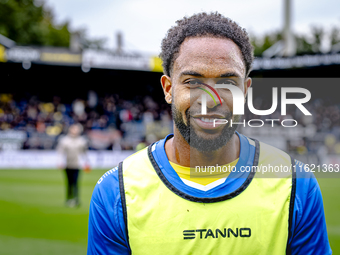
[161,75,172,104]
[244,77,252,102]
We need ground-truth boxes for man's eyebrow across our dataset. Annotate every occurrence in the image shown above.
[220,72,241,78]
[180,71,203,77]
[179,71,241,78]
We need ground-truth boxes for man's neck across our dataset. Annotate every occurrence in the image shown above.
[164,128,240,167]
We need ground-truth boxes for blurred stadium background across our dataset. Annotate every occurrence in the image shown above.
[0,0,340,254]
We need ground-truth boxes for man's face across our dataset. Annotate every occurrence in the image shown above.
[69,125,81,137]
[162,36,251,152]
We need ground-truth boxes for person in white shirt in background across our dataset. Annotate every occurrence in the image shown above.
[57,123,90,207]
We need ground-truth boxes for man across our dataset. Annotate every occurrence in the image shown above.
[57,123,89,207]
[87,13,331,254]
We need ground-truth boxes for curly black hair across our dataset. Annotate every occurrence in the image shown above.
[160,12,254,77]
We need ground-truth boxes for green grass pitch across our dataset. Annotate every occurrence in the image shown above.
[0,169,107,255]
[0,170,339,254]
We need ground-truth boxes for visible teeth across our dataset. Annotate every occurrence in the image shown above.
[201,117,215,123]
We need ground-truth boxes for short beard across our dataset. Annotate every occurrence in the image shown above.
[172,104,239,152]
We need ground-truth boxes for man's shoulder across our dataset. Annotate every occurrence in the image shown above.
[251,137,319,195]
[93,147,153,195]
[244,136,292,166]
[256,139,316,177]
[92,166,121,207]
[241,134,288,155]
[258,139,290,157]
[97,166,119,185]
[243,136,318,181]
[80,135,88,141]
[122,146,154,168]
[58,134,67,143]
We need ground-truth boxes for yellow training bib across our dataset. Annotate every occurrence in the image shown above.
[119,139,295,255]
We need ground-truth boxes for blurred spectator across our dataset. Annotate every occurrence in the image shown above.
[57,124,90,208]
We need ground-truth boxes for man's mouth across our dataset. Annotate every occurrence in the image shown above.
[192,115,229,130]
[199,117,225,123]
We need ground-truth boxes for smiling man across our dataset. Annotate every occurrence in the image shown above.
[163,36,249,166]
[87,12,331,255]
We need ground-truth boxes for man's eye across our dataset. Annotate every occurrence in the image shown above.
[188,80,202,86]
[216,79,236,85]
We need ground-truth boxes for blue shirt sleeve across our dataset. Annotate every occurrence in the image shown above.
[290,161,332,255]
[87,167,130,255]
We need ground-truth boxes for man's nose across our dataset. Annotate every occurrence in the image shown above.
[205,93,223,109]
[197,91,223,114]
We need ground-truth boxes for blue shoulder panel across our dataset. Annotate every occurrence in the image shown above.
[87,166,130,255]
[289,161,332,254]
